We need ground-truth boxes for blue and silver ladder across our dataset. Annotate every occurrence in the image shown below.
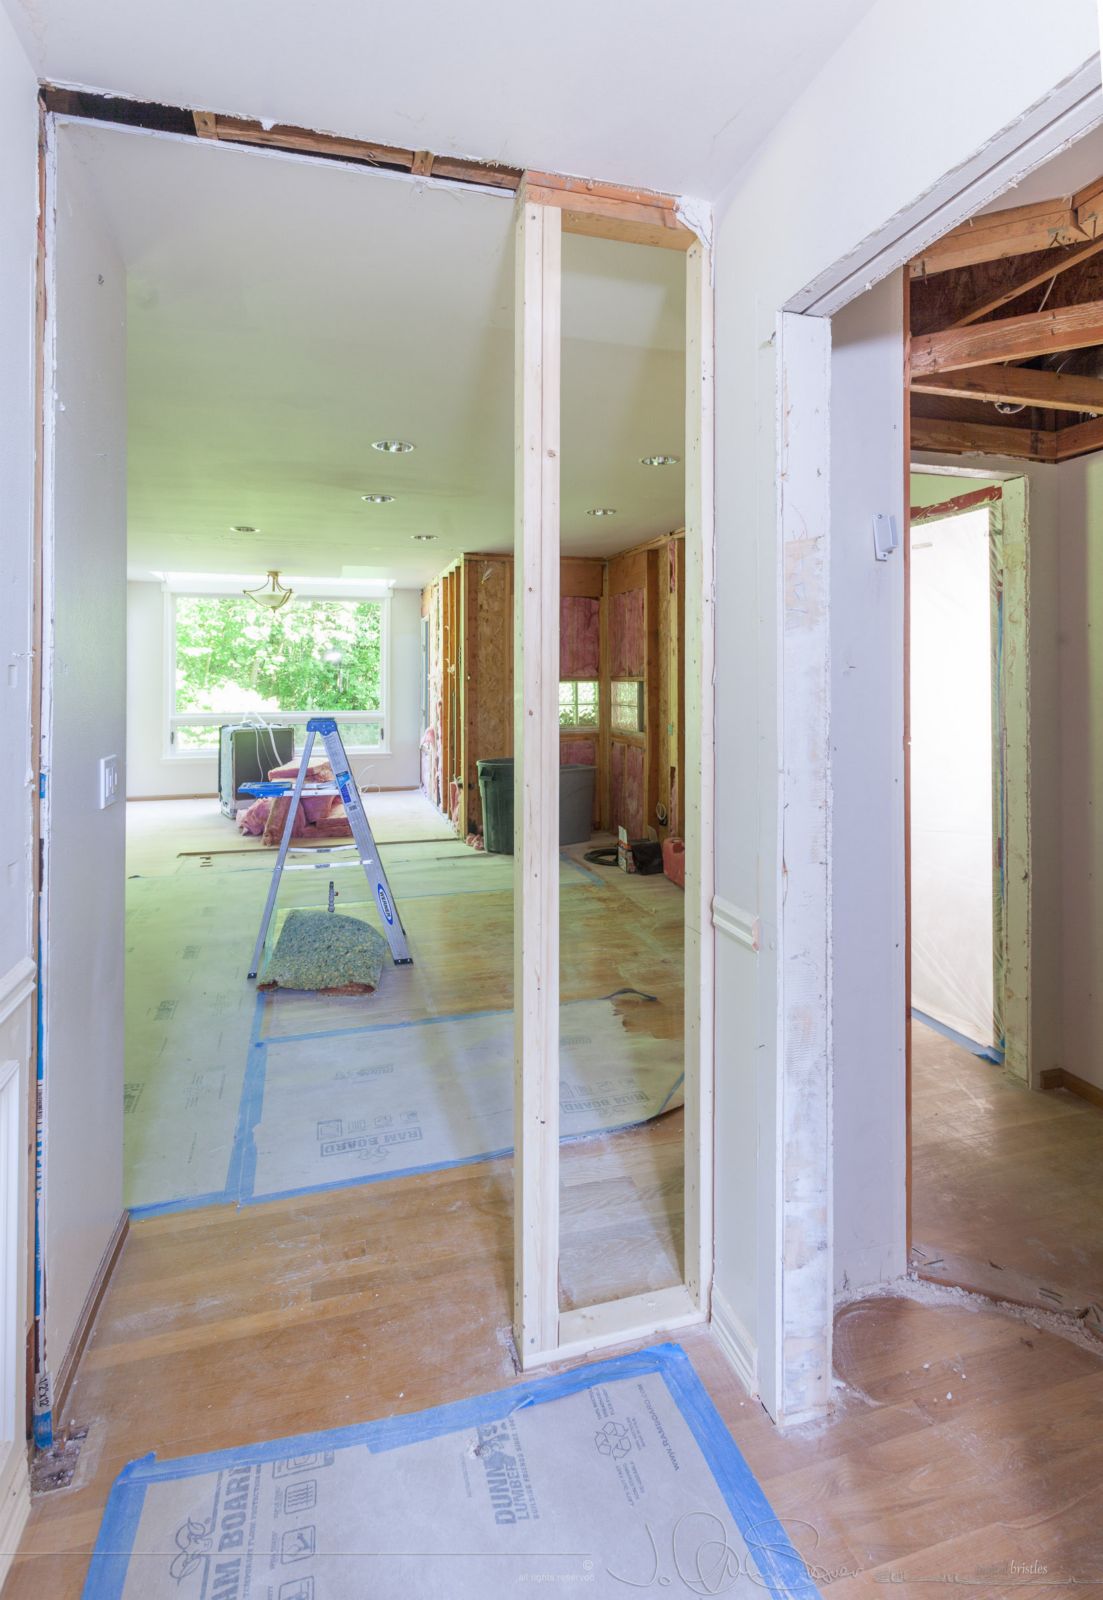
[242,717,413,977]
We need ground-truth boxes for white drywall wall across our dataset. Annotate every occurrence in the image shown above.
[1056,452,1103,1092]
[0,6,36,1547]
[126,581,424,798]
[910,507,995,1049]
[43,124,127,1367]
[829,274,907,1296]
[712,0,1097,1414]
[0,7,37,979]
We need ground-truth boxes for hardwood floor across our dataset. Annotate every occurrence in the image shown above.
[912,1020,1103,1335]
[6,1167,1103,1597]
[8,816,1103,1594]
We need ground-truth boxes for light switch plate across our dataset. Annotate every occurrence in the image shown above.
[872,512,899,562]
[98,755,120,809]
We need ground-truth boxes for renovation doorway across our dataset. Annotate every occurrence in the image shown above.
[910,489,1006,1065]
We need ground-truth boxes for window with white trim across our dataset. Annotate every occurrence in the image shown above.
[168,593,389,755]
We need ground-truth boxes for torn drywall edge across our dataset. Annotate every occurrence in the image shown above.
[676,193,713,255]
[45,104,517,203]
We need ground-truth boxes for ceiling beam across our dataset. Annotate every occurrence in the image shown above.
[521,171,695,251]
[949,234,1103,326]
[1054,414,1103,460]
[910,415,1056,461]
[910,298,1103,376]
[912,362,1103,415]
[910,197,1088,278]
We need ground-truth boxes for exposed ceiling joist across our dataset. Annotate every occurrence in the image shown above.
[1054,414,1103,459]
[910,414,1057,461]
[910,196,1090,278]
[910,298,1103,376]
[949,235,1103,326]
[910,168,1103,280]
[912,362,1103,415]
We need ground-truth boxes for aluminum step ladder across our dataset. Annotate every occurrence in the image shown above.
[242,717,413,977]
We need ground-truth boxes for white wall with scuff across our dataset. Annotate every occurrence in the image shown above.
[910,507,995,1049]
[42,123,127,1368]
[829,274,907,1297]
[0,8,38,1563]
[711,0,1097,1417]
[126,580,424,798]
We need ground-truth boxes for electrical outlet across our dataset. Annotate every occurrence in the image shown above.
[98,755,120,809]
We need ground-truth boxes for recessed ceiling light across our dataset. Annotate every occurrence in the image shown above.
[372,439,415,454]
[361,493,395,504]
[411,534,437,542]
[587,508,618,517]
[640,454,680,467]
[230,524,259,534]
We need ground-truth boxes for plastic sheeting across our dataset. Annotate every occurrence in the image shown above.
[911,507,996,1050]
[81,1344,820,1600]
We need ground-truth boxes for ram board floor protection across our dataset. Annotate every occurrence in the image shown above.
[125,845,682,1216]
[81,1344,820,1600]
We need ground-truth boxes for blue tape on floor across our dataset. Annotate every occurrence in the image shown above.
[912,1008,1004,1065]
[131,990,680,1219]
[81,1343,821,1600]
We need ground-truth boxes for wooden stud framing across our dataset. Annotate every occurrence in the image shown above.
[511,188,710,1368]
[682,239,715,1315]
[521,171,694,252]
[513,198,562,1367]
[994,480,1032,1086]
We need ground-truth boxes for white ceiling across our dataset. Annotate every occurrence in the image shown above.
[7,0,876,201]
[66,122,690,587]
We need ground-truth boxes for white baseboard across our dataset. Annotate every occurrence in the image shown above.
[710,1286,758,1397]
[0,957,36,1031]
[0,1441,30,1585]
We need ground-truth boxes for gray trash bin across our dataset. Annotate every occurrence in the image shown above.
[476,759,595,852]
[559,763,595,846]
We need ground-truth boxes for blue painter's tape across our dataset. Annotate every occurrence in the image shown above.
[81,1468,151,1600]
[912,1008,1003,1065]
[80,1345,821,1600]
[128,987,677,1217]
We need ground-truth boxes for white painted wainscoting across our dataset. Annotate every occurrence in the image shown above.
[0,957,35,1585]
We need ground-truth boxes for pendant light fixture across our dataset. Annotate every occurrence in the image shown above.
[243,570,294,611]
